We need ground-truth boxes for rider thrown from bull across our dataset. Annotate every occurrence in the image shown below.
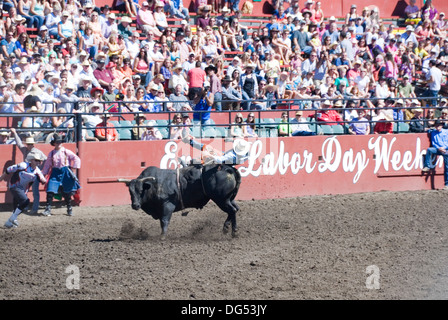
[0,151,47,228]
[181,131,251,165]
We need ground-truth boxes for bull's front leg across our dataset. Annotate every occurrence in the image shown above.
[159,203,175,240]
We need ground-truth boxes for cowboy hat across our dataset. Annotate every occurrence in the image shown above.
[15,15,26,22]
[265,83,278,90]
[121,16,132,23]
[79,75,92,84]
[90,87,104,95]
[18,57,28,64]
[233,139,251,156]
[205,64,217,72]
[27,84,43,96]
[88,101,102,112]
[50,133,64,146]
[222,75,232,82]
[25,136,36,144]
[379,111,394,121]
[334,100,344,107]
[26,150,45,162]
[64,83,76,91]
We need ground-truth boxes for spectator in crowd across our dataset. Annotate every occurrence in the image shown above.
[240,63,258,110]
[278,111,292,137]
[348,108,370,135]
[169,84,190,111]
[141,120,163,140]
[230,112,246,138]
[290,110,316,136]
[187,60,206,100]
[82,101,103,129]
[317,100,344,125]
[425,59,443,107]
[409,107,426,133]
[374,112,394,134]
[192,84,214,125]
[132,113,147,140]
[221,75,242,110]
[95,112,119,141]
[169,113,184,140]
[137,1,162,37]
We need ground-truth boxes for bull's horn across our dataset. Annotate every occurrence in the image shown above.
[117,178,132,185]
[139,176,156,183]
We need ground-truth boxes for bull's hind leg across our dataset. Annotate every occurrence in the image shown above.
[216,200,239,238]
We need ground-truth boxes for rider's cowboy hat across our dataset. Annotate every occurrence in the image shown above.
[233,139,251,156]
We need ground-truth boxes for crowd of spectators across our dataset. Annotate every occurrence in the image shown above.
[0,0,448,142]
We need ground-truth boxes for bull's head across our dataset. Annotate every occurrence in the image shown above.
[118,177,156,210]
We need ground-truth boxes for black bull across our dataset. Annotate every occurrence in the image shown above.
[118,164,242,239]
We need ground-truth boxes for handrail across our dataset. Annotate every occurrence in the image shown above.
[0,95,445,141]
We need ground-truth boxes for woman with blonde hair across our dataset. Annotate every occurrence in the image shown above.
[214,57,225,80]
[88,11,105,45]
[230,112,247,138]
[188,35,203,62]
[169,113,184,139]
[107,33,123,60]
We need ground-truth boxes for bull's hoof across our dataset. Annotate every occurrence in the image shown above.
[223,224,230,234]
[231,230,239,238]
[160,233,167,241]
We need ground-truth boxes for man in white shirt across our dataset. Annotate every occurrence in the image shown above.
[102,13,119,39]
[401,25,418,47]
[291,110,316,136]
[426,60,443,107]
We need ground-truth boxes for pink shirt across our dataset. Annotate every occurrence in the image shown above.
[137,9,156,28]
[187,67,206,88]
[42,147,81,175]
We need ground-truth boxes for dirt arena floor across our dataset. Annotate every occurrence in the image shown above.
[1,189,448,301]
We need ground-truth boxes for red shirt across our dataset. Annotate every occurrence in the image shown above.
[374,121,393,134]
[95,122,119,141]
[93,67,115,89]
[317,110,343,126]
[187,67,206,88]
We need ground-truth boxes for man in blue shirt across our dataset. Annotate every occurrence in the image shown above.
[0,32,18,58]
[165,0,189,20]
[423,120,448,189]
[192,83,214,125]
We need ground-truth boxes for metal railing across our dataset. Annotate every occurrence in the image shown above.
[0,95,446,142]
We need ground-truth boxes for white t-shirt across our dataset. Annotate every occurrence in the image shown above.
[428,66,442,91]
[354,75,370,92]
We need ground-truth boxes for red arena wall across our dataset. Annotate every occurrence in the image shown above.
[0,134,444,207]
